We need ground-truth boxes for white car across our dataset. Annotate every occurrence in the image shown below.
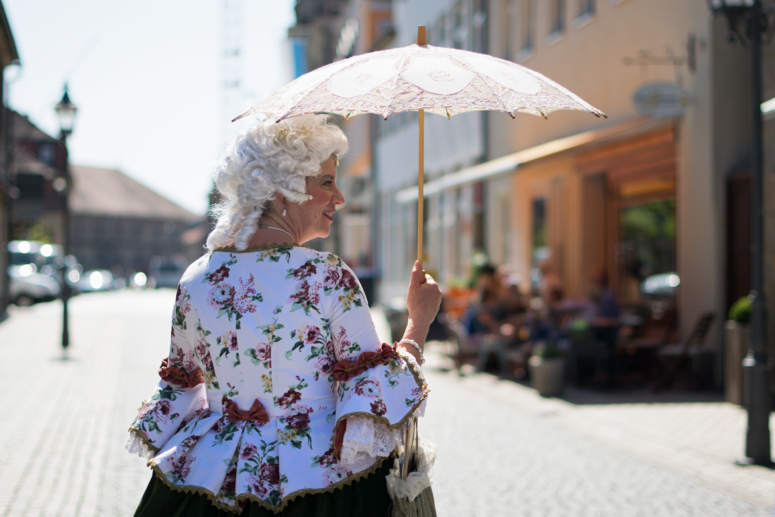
[9,269,61,306]
[78,270,114,293]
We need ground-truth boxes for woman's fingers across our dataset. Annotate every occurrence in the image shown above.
[411,260,426,285]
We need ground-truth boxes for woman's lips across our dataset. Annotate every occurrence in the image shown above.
[323,212,334,221]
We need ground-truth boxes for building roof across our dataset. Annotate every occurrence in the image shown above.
[11,111,59,142]
[0,2,18,67]
[69,165,197,221]
[11,144,57,178]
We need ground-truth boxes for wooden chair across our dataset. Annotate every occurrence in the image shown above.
[443,319,479,374]
[444,319,513,378]
[653,312,715,390]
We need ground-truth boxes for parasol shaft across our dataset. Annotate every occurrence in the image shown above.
[417,109,424,263]
[416,26,426,264]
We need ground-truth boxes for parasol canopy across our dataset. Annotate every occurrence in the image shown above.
[234,27,605,262]
[234,41,605,123]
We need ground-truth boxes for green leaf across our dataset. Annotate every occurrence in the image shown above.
[291,440,302,449]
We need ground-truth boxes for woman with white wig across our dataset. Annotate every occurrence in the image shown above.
[127,114,442,516]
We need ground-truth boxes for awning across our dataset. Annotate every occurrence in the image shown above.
[395,116,660,203]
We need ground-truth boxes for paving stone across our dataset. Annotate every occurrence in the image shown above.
[0,290,772,516]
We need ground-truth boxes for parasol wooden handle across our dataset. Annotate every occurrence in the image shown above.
[417,26,426,264]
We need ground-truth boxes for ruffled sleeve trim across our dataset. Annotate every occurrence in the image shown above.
[339,416,402,467]
[158,358,205,388]
[331,343,398,381]
[330,348,429,457]
[125,425,160,461]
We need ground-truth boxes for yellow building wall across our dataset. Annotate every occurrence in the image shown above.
[490,0,727,349]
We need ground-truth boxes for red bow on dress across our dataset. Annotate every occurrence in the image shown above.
[222,397,270,426]
[331,343,398,382]
[158,358,205,388]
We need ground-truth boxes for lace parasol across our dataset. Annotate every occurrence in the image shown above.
[234,27,606,261]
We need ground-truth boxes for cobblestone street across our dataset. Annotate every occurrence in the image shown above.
[1,290,774,516]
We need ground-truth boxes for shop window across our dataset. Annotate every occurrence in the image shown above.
[617,199,676,300]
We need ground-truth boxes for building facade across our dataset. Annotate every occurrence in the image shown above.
[280,0,775,391]
[0,1,19,312]
[69,165,197,279]
[377,0,489,303]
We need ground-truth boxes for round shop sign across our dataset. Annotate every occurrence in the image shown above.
[633,83,691,118]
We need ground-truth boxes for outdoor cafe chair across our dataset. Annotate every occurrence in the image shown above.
[653,312,715,391]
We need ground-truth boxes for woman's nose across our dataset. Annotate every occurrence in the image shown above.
[333,186,345,206]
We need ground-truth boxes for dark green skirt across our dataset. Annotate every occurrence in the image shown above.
[134,459,393,517]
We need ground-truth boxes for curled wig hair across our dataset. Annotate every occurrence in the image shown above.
[206,114,348,251]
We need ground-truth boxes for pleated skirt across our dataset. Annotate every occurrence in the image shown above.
[133,458,393,517]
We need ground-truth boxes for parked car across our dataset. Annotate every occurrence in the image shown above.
[9,267,61,306]
[149,256,185,289]
[78,270,114,293]
[8,240,81,287]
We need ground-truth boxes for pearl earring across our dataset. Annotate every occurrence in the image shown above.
[282,198,287,217]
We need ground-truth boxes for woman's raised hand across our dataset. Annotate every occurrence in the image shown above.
[404,261,443,340]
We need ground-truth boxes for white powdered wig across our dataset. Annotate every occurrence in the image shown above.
[206,114,348,251]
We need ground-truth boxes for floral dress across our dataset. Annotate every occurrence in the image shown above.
[126,245,428,514]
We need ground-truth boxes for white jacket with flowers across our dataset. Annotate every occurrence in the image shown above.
[126,245,427,514]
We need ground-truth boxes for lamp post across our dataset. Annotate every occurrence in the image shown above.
[708,0,775,466]
[54,84,76,355]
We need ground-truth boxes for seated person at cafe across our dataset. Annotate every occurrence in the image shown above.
[587,268,619,325]
[462,287,504,338]
[586,268,619,351]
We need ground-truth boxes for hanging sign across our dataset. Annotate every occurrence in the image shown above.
[633,83,691,118]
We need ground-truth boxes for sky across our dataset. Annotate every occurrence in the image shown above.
[4,0,297,215]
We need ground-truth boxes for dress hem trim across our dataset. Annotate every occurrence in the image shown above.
[146,455,390,515]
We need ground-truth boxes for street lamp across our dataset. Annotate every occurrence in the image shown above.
[707,0,775,467]
[55,85,77,138]
[54,84,77,355]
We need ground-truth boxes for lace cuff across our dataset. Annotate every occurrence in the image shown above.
[339,394,426,468]
[125,429,158,461]
[340,416,402,467]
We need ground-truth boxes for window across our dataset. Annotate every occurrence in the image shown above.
[434,14,447,46]
[618,199,676,299]
[579,0,595,17]
[453,2,466,49]
[506,0,518,60]
[471,0,487,53]
[549,0,566,35]
[519,0,535,53]
[37,143,56,166]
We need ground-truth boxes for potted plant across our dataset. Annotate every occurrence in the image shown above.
[528,341,565,397]
[725,296,751,405]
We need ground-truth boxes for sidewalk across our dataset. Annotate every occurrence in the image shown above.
[1,291,773,516]
[424,346,775,511]
[0,291,169,517]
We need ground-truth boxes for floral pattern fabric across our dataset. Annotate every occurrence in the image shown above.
[127,246,428,514]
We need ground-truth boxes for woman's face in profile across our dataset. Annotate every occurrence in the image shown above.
[297,156,344,242]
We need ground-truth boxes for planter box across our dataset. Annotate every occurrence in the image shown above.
[724,321,749,406]
[528,356,565,397]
